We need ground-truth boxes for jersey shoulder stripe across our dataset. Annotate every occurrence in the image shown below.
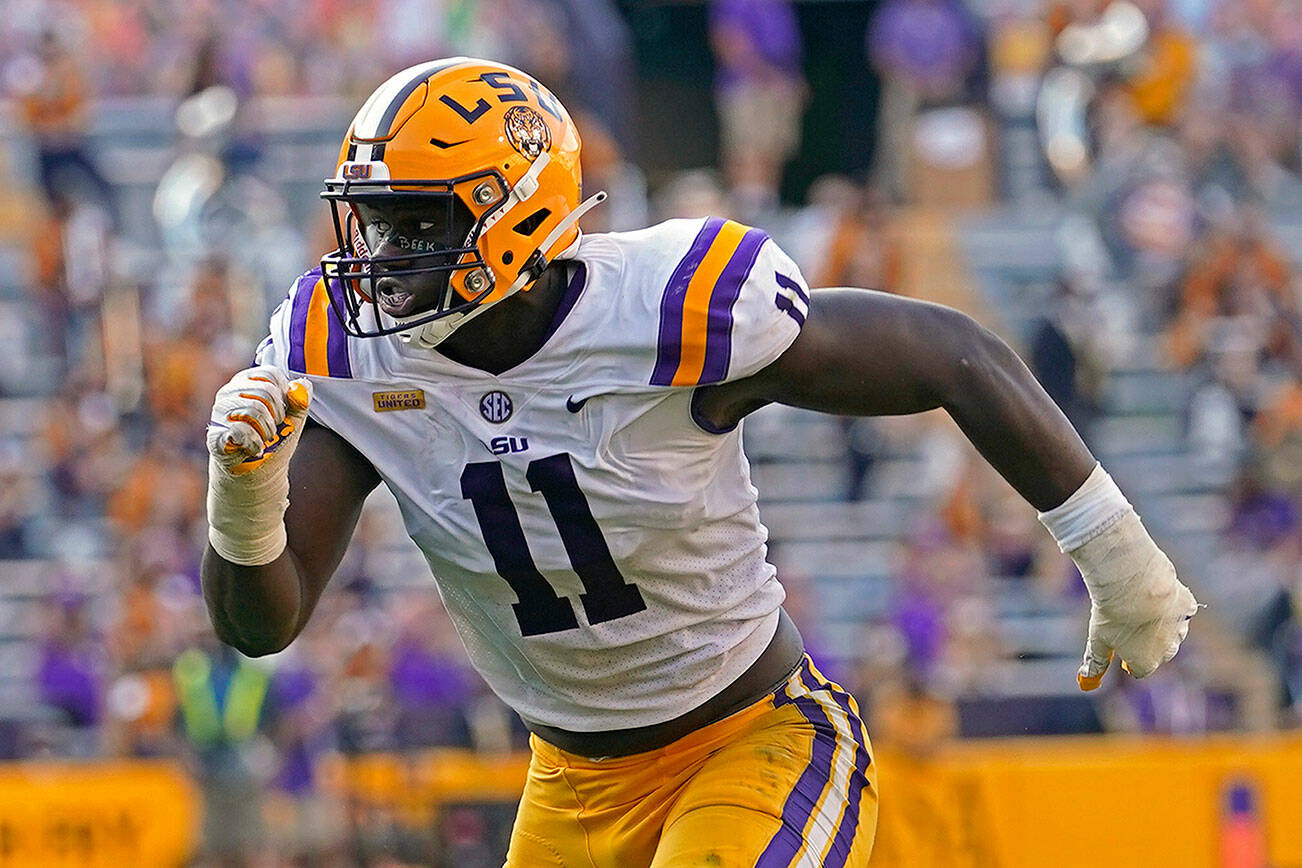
[286,268,353,379]
[651,218,770,387]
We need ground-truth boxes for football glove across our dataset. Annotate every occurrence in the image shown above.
[206,366,313,565]
[1039,464,1199,691]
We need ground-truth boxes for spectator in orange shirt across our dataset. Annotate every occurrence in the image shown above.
[17,32,116,221]
[1168,206,1298,368]
[1254,362,1302,494]
[812,183,903,294]
[1126,0,1199,127]
[107,424,205,536]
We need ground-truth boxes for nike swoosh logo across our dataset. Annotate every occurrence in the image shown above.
[566,395,590,413]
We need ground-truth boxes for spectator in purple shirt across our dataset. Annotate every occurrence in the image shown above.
[868,0,982,101]
[36,592,103,729]
[709,0,807,218]
[265,661,347,862]
[867,0,984,198]
[388,603,475,749]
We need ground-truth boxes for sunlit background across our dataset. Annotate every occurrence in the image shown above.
[1,0,1301,865]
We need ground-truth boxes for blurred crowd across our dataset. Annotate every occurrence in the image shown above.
[1008,0,1302,733]
[761,0,1302,750]
[0,0,634,109]
[3,0,1302,862]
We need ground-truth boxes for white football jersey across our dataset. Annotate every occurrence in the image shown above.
[256,217,813,731]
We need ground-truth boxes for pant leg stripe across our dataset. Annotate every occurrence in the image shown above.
[796,683,861,866]
[795,659,874,868]
[821,688,873,868]
[755,662,839,868]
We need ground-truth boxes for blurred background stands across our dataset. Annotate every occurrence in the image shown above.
[0,0,1301,862]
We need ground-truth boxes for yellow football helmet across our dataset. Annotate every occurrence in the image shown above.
[321,58,604,347]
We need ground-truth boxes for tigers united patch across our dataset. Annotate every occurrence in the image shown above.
[372,389,426,412]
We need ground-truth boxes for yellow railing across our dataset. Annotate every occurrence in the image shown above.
[871,734,1302,868]
[2,734,1301,866]
[334,735,1302,867]
[0,761,198,867]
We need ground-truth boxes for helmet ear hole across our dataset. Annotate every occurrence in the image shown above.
[512,208,551,236]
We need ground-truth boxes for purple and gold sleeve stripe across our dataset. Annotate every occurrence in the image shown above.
[287,273,352,378]
[651,218,770,387]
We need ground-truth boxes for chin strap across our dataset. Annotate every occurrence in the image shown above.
[402,190,607,349]
[528,191,607,272]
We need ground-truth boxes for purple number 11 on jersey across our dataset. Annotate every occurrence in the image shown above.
[460,453,648,636]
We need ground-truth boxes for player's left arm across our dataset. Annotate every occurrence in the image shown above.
[700,289,1092,507]
[696,287,1199,688]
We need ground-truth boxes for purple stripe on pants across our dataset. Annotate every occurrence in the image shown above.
[757,666,839,868]
[650,217,725,385]
[822,689,873,868]
[697,228,768,385]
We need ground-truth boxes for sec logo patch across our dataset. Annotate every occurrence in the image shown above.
[479,391,513,423]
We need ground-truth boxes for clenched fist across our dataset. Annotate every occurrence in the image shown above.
[207,366,313,475]
[206,367,314,565]
[1071,510,1200,690]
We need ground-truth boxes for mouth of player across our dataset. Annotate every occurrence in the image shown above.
[374,276,422,318]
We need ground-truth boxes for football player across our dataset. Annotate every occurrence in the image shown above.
[203,59,1197,867]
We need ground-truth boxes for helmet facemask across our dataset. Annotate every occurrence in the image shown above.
[320,169,509,339]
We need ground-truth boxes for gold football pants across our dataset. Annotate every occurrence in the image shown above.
[505,656,877,867]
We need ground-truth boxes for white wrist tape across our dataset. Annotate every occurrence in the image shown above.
[1040,464,1198,684]
[207,454,290,565]
[205,368,311,567]
[1037,463,1131,553]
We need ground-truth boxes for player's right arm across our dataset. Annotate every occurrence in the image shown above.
[202,366,380,657]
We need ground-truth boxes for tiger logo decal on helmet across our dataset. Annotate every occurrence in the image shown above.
[320,58,605,348]
[503,106,552,161]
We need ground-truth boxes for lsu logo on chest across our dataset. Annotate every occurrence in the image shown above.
[488,436,529,455]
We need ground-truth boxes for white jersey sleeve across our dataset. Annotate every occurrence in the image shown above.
[629,217,810,389]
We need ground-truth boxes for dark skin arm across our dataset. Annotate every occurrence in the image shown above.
[201,420,380,657]
[695,288,1096,511]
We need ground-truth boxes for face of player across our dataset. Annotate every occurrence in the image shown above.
[352,196,474,318]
